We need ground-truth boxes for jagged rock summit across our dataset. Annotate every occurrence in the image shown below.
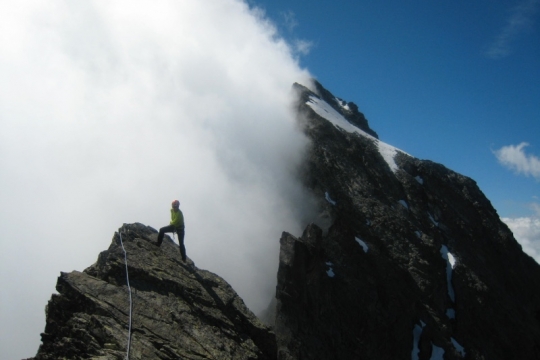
[31,81,540,360]
[273,82,540,359]
[309,80,379,139]
[32,223,276,360]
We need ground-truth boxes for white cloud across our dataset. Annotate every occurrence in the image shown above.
[532,202,540,216]
[502,215,540,263]
[282,10,299,32]
[274,9,313,56]
[0,1,316,358]
[294,39,314,55]
[494,142,540,180]
[485,0,540,58]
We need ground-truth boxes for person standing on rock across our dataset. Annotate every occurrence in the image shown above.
[157,200,186,261]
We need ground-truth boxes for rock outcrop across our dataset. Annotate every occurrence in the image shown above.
[33,223,276,360]
[273,83,540,359]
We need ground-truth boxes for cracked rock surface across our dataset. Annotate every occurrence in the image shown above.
[33,223,276,360]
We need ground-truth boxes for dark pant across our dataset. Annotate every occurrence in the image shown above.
[157,225,186,261]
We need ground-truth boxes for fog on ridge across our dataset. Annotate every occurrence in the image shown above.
[0,1,317,358]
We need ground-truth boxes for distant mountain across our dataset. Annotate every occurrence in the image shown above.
[275,81,540,359]
[30,81,540,360]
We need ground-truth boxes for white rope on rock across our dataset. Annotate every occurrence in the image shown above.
[118,228,133,360]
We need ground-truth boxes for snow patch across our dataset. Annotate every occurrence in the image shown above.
[399,200,409,210]
[451,338,466,357]
[306,95,408,173]
[415,176,424,184]
[446,308,455,319]
[428,212,439,226]
[325,192,336,205]
[415,230,422,239]
[355,237,369,253]
[307,96,368,135]
[335,97,350,111]
[326,261,335,278]
[430,344,445,360]
[326,268,335,277]
[378,141,400,173]
[448,252,456,269]
[440,245,456,302]
[411,321,426,360]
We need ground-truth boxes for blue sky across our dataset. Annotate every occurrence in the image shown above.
[253,0,540,219]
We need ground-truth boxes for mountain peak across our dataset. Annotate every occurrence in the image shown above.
[294,81,379,139]
[277,82,540,359]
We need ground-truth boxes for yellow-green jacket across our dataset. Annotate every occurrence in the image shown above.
[170,208,184,228]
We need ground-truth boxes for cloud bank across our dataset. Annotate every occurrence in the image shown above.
[486,0,540,58]
[503,215,540,263]
[496,142,540,262]
[494,142,540,180]
[0,1,316,358]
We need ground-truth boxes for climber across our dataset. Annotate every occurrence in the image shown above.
[157,200,186,261]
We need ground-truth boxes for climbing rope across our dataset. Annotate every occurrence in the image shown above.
[118,229,133,360]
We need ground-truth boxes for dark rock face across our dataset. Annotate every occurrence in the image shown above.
[33,223,276,360]
[275,225,414,359]
[274,83,540,359]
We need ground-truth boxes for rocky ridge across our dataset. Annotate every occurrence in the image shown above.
[30,81,540,360]
[32,223,276,360]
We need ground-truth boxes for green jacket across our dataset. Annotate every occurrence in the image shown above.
[170,208,184,228]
